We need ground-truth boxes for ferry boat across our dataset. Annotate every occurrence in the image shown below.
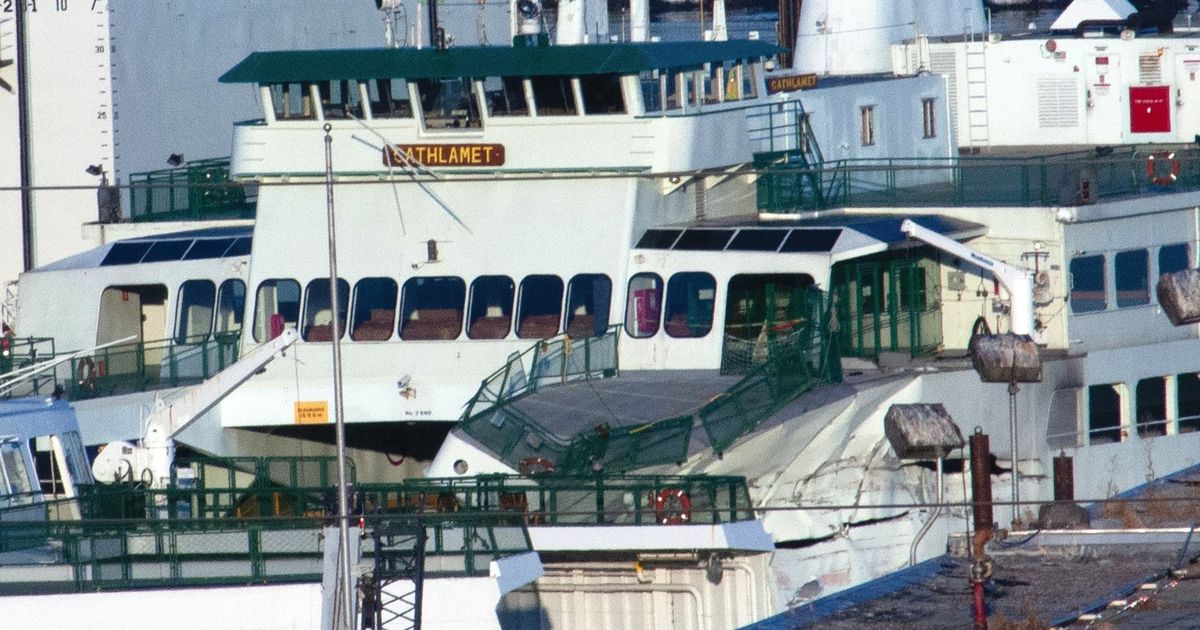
[10,0,1200,626]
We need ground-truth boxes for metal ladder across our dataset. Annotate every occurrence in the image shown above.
[1,282,17,333]
[964,41,990,147]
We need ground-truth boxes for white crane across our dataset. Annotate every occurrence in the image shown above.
[92,328,299,489]
[900,219,1035,336]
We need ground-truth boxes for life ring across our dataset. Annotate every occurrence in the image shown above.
[76,357,97,392]
[652,488,692,525]
[1147,151,1180,186]
[518,457,555,475]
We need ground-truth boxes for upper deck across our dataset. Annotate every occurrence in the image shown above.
[216,40,816,177]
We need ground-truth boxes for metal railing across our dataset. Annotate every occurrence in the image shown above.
[372,474,756,526]
[458,290,842,471]
[0,512,530,594]
[66,333,241,400]
[127,157,256,223]
[756,146,1200,212]
[460,325,620,421]
[0,335,56,397]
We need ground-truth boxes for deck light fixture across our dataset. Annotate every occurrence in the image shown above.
[85,164,104,177]
[166,153,185,167]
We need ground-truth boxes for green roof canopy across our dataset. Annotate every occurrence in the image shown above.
[219,40,784,84]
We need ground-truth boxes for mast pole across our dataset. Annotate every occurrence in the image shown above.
[15,0,34,270]
[323,123,355,630]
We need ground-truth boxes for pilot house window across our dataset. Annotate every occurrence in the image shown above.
[369,78,413,118]
[579,74,625,115]
[531,76,577,116]
[483,77,529,117]
[418,78,480,129]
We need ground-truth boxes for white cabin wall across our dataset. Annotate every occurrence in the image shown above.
[907,37,1200,148]
[1061,201,1200,354]
[798,75,954,163]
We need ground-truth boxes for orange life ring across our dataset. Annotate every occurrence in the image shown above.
[1147,151,1180,186]
[76,357,96,392]
[652,488,692,525]
[518,456,555,475]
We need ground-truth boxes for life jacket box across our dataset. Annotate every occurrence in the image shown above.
[969,333,1042,383]
[884,403,964,460]
[1157,269,1200,326]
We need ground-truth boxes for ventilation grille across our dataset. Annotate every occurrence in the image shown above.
[1139,54,1163,84]
[1037,77,1080,128]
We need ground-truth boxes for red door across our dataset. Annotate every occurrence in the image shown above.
[1130,86,1171,133]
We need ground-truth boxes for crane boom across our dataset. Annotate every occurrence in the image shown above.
[899,219,1035,336]
[92,328,299,489]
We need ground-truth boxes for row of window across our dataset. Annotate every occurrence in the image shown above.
[1086,373,1200,444]
[224,272,721,344]
[1068,243,1188,313]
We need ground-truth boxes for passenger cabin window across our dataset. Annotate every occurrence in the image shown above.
[625,273,663,338]
[270,82,316,120]
[517,275,564,339]
[467,275,515,340]
[303,278,349,342]
[640,71,663,113]
[369,78,413,118]
[483,77,529,117]
[399,277,465,341]
[175,280,215,344]
[531,76,577,116]
[565,274,612,338]
[1136,377,1167,437]
[215,279,245,336]
[253,279,301,342]
[319,80,363,119]
[1179,373,1200,432]
[350,278,398,341]
[1115,249,1149,307]
[1160,243,1189,276]
[418,78,480,129]
[579,74,625,115]
[860,105,876,146]
[1088,383,1122,444]
[1069,255,1106,313]
[665,272,716,338]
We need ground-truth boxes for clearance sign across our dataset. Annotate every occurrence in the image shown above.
[384,143,505,167]
[766,73,819,94]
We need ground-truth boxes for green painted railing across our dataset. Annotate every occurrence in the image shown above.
[756,145,1200,212]
[128,157,255,223]
[383,474,755,526]
[0,335,57,397]
[0,512,530,594]
[67,333,241,400]
[458,289,842,472]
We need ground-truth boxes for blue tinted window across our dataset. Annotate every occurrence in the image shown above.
[101,242,152,266]
[1115,249,1148,308]
[466,276,514,340]
[225,238,252,257]
[1159,243,1189,276]
[664,272,716,338]
[565,274,611,337]
[350,278,398,341]
[183,239,234,260]
[516,275,564,339]
[1069,255,1106,313]
[142,240,192,263]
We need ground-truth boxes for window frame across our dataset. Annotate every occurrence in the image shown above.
[350,277,399,342]
[174,279,216,345]
[624,273,664,338]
